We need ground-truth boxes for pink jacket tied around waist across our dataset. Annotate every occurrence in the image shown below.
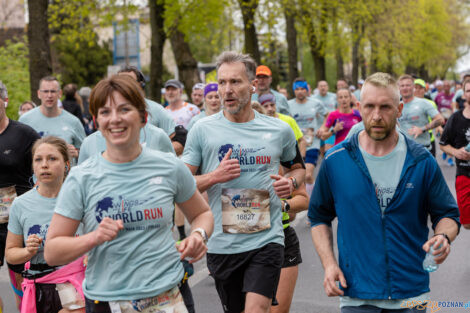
[21,256,86,313]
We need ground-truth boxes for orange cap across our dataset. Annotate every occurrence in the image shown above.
[256,65,272,77]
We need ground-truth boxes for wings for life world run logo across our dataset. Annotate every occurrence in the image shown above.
[218,144,272,172]
[28,224,49,246]
[95,196,164,230]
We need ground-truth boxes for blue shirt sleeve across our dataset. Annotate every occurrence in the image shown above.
[424,158,460,230]
[308,159,336,227]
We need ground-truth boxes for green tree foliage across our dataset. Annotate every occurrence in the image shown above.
[163,0,228,63]
[54,37,112,87]
[48,0,116,86]
[0,39,30,120]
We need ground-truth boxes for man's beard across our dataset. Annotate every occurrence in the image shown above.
[364,123,393,141]
[224,95,250,115]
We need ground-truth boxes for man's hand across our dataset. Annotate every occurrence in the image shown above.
[92,217,124,246]
[435,126,444,137]
[270,174,293,198]
[408,126,424,139]
[422,234,451,265]
[67,144,79,159]
[25,234,42,256]
[323,264,347,296]
[333,121,344,133]
[213,148,240,184]
[176,232,208,264]
[454,147,470,161]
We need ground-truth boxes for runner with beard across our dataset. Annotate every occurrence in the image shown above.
[183,51,305,313]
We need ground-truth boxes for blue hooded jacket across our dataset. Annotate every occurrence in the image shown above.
[308,132,460,299]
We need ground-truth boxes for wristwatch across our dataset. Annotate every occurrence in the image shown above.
[191,228,208,244]
[433,233,451,245]
[282,200,291,213]
[289,177,299,190]
[421,126,427,132]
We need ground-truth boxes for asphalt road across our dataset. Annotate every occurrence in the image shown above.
[1,147,469,313]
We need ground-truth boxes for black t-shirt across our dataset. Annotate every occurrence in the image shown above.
[0,119,40,196]
[440,110,470,177]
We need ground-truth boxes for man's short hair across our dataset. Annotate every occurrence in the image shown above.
[398,74,414,82]
[362,72,400,105]
[216,51,256,82]
[118,66,146,87]
[63,83,77,99]
[39,76,60,90]
[0,81,7,100]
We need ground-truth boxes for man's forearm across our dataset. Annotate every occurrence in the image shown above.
[284,167,306,187]
[299,138,307,158]
[311,224,338,270]
[172,142,184,155]
[439,144,458,158]
[424,115,444,130]
[195,172,218,193]
[434,217,459,242]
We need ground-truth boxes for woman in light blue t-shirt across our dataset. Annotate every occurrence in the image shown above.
[6,136,85,313]
[44,75,214,313]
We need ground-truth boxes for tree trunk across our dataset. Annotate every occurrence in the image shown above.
[336,52,344,81]
[405,64,418,76]
[149,0,166,102]
[370,39,378,74]
[418,65,429,81]
[28,0,52,104]
[331,8,343,81]
[284,6,298,98]
[169,29,201,97]
[311,50,326,84]
[238,0,261,65]
[351,23,362,85]
[352,38,359,85]
[359,24,366,78]
[385,48,393,74]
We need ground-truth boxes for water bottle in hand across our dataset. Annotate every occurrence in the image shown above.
[423,244,442,272]
[465,143,470,152]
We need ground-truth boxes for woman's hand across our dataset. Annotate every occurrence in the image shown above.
[25,234,42,256]
[176,232,208,264]
[92,217,124,246]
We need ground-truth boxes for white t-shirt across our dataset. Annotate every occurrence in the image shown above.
[165,102,200,128]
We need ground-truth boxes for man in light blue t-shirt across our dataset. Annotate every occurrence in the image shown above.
[314,80,337,149]
[19,76,86,160]
[183,51,305,313]
[309,72,460,313]
[288,78,327,184]
[397,75,444,150]
[252,65,291,115]
[117,66,186,156]
[313,80,336,112]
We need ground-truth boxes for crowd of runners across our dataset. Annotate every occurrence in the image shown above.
[0,50,468,313]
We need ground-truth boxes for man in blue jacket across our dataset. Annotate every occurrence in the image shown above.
[308,72,460,312]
